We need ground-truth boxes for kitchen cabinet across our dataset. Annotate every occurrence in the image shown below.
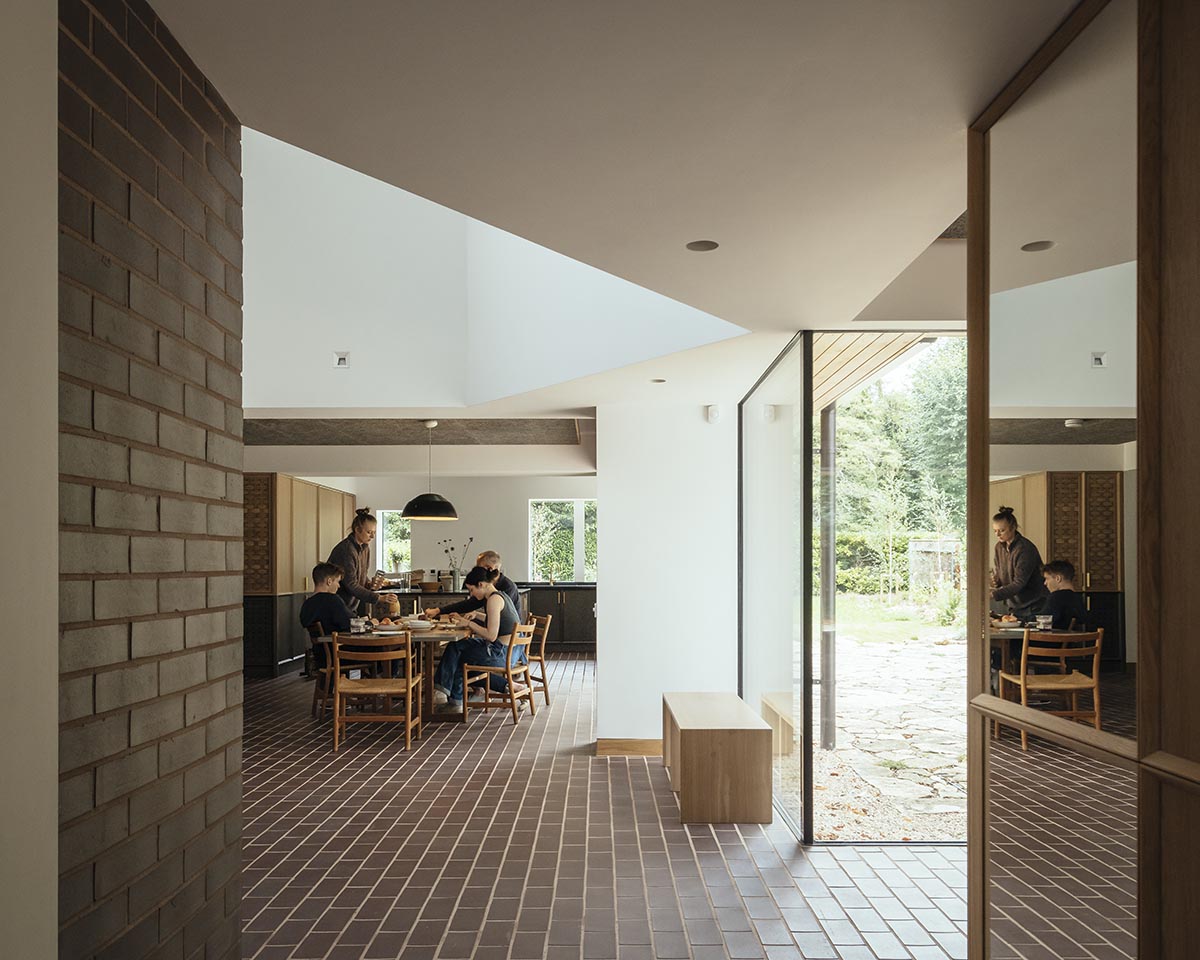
[243,472,356,676]
[525,586,596,649]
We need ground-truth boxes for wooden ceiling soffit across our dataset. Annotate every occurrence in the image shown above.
[244,418,582,446]
[811,332,927,411]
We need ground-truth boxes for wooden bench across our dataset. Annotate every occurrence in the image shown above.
[661,692,772,823]
[760,691,794,757]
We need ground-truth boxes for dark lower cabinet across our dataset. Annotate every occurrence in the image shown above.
[525,586,596,650]
[244,594,308,678]
[1083,591,1126,669]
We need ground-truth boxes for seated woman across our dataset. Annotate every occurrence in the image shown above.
[1041,559,1087,630]
[432,566,523,713]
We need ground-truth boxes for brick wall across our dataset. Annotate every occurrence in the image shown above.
[57,2,243,957]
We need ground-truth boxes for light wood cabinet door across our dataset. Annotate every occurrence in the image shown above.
[291,478,318,594]
[342,493,356,539]
[273,473,293,595]
[1083,471,1123,591]
[318,486,343,566]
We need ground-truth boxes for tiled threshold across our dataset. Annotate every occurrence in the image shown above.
[241,656,970,959]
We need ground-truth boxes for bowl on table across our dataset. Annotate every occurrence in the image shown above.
[374,623,404,634]
[403,619,434,632]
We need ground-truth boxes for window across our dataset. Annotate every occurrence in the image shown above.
[529,499,597,582]
[377,510,412,572]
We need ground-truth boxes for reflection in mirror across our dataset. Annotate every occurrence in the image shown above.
[987,0,1136,739]
[988,730,1136,959]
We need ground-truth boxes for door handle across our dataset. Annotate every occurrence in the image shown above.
[1085,571,1091,589]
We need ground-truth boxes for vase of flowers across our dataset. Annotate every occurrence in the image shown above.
[439,536,474,591]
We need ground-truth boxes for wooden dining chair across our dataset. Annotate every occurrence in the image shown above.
[525,614,554,706]
[331,632,422,751]
[462,624,537,725]
[994,628,1104,750]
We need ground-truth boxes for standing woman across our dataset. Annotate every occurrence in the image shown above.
[327,508,388,614]
[990,506,1049,618]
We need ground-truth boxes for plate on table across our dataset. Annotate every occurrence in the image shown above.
[403,620,435,631]
[374,624,403,633]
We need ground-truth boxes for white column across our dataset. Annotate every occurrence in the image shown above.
[0,3,59,954]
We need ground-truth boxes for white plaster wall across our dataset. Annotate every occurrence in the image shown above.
[594,404,739,740]
[0,3,58,951]
[309,475,597,582]
[242,129,469,409]
[989,261,1135,412]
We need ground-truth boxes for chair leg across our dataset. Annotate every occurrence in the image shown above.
[1019,680,1028,751]
[462,665,470,723]
[524,667,537,718]
[507,667,520,725]
[332,691,341,753]
[1093,684,1102,731]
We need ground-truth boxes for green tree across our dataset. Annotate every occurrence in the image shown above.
[382,511,411,571]
[530,500,575,581]
[905,338,967,532]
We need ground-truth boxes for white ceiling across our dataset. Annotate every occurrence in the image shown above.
[854,239,965,324]
[990,0,1135,293]
[153,0,1075,336]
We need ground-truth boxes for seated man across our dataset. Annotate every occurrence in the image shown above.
[425,550,526,666]
[1041,559,1087,630]
[298,562,353,669]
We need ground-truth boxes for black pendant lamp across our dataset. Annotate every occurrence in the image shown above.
[401,420,458,520]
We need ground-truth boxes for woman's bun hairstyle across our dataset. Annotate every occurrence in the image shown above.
[993,505,1018,528]
[350,507,376,532]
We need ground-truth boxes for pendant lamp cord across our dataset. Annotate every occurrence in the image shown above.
[427,426,433,493]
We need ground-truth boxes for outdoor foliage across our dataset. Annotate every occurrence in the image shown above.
[530,500,576,581]
[381,511,411,572]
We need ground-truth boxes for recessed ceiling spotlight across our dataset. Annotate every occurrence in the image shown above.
[650,378,667,384]
[686,240,719,252]
[1064,418,1085,428]
[1020,240,1056,252]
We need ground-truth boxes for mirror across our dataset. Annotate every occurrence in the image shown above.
[987,0,1137,740]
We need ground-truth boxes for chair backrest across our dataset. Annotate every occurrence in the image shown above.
[1020,629,1104,678]
[331,632,415,680]
[504,623,536,668]
[528,614,553,659]
[305,621,324,640]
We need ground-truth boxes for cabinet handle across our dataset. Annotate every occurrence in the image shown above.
[1086,572,1091,589]
[1086,596,1091,612]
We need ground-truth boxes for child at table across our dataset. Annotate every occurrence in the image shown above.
[299,563,353,668]
[1041,559,1088,630]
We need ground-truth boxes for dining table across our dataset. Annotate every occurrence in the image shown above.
[318,623,472,725]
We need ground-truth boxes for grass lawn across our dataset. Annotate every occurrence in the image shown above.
[813,592,956,644]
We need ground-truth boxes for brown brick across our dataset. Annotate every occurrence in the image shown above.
[205,575,241,609]
[59,179,91,235]
[59,896,127,960]
[182,309,223,358]
[183,231,223,286]
[129,772,183,831]
[127,11,180,98]
[205,504,241,538]
[183,77,223,145]
[157,875,204,941]
[59,379,93,429]
[60,801,127,874]
[204,641,241,681]
[59,863,93,924]
[156,577,206,616]
[224,674,243,707]
[131,694,186,745]
[205,359,240,402]
[130,359,184,412]
[60,0,90,44]
[127,98,184,180]
[61,328,129,393]
[223,331,241,368]
[184,539,225,573]
[204,211,240,267]
[60,278,92,332]
[131,616,184,657]
[157,87,204,160]
[181,879,224,957]
[184,460,226,498]
[159,332,206,384]
[131,536,185,573]
[60,129,128,218]
[60,433,129,483]
[129,851,183,918]
[60,481,93,525]
[60,530,129,574]
[94,111,156,195]
[223,740,241,776]
[60,232,129,307]
[93,19,155,110]
[155,16,204,89]
[130,448,185,493]
[160,651,206,695]
[60,712,129,773]
[224,607,242,641]
[88,0,127,37]
[93,299,157,361]
[94,577,158,618]
[224,404,242,440]
[61,674,95,723]
[185,610,224,648]
[158,726,205,776]
[60,579,94,624]
[95,487,158,530]
[182,151,223,210]
[60,769,95,824]
[130,184,184,256]
[157,249,206,311]
[203,434,240,474]
[129,272,185,334]
[204,284,240,335]
[94,204,157,278]
[94,827,157,896]
[95,911,159,960]
[94,391,158,444]
[96,660,159,712]
[59,75,91,140]
[182,812,224,874]
[224,263,242,304]
[160,498,206,534]
[61,623,128,672]
[205,141,241,201]
[224,541,243,572]
[203,837,239,895]
[59,27,126,124]
[157,169,205,233]
[159,414,206,458]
